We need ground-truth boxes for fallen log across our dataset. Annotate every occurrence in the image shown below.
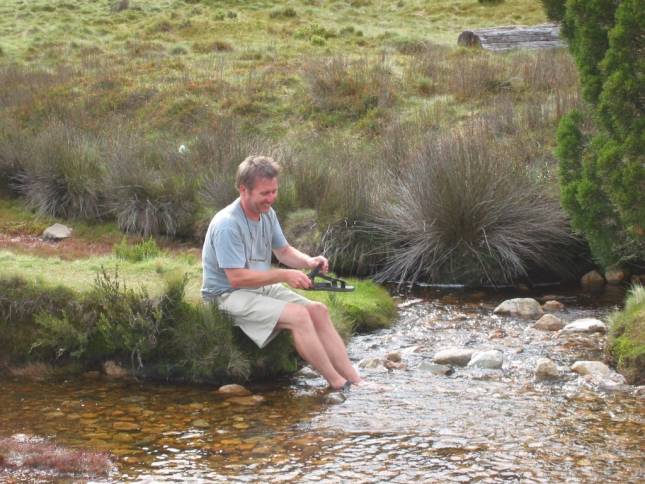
[458,24,564,51]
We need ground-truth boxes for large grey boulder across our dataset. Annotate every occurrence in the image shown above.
[467,350,503,369]
[433,348,476,366]
[560,318,607,335]
[42,223,72,241]
[493,298,543,319]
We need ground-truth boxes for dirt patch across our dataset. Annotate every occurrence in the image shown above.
[0,233,114,260]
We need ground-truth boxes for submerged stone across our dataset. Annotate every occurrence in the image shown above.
[418,362,453,376]
[227,395,265,406]
[217,384,251,396]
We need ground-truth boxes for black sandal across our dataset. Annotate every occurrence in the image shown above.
[306,265,355,292]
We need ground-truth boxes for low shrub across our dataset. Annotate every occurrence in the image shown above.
[608,285,645,385]
[302,55,397,122]
[366,125,578,286]
[269,7,297,19]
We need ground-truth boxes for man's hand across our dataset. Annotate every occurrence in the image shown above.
[283,269,313,289]
[307,255,329,273]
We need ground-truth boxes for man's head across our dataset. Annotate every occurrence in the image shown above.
[236,155,280,217]
[236,155,280,190]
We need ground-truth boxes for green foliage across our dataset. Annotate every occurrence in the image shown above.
[269,6,297,19]
[114,237,161,262]
[539,0,566,21]
[608,285,645,385]
[556,0,645,269]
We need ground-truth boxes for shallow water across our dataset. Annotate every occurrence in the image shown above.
[1,286,643,482]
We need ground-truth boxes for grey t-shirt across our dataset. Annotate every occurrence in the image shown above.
[201,198,288,299]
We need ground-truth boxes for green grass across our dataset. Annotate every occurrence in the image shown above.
[0,250,203,302]
[608,285,645,385]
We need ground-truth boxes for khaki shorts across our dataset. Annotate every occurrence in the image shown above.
[216,284,311,349]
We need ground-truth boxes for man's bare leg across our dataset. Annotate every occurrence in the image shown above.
[276,303,347,389]
[306,302,362,384]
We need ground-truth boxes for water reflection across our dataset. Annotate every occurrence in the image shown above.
[1,286,643,482]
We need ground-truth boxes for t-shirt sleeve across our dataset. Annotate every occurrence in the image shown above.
[270,211,288,249]
[214,223,247,269]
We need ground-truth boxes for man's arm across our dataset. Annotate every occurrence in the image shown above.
[273,245,329,272]
[224,266,313,289]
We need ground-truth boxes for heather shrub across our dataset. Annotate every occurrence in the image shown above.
[367,125,578,286]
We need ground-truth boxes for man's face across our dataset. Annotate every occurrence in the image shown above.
[240,177,278,216]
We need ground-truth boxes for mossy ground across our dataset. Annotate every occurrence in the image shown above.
[608,285,645,385]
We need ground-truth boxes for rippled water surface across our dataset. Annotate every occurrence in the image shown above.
[1,286,643,482]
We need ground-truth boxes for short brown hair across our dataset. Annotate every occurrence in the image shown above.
[235,155,280,189]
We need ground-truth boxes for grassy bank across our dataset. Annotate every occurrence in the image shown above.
[0,240,395,383]
[608,285,645,385]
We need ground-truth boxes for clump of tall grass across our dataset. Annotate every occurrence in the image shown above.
[15,120,107,220]
[302,55,397,122]
[113,237,160,262]
[367,125,578,286]
[104,131,197,237]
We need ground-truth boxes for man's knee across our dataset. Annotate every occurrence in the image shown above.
[278,303,314,332]
[306,301,329,320]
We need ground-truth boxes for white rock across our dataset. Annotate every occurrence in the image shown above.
[571,361,612,378]
[493,298,543,319]
[433,348,476,366]
[533,314,565,331]
[561,318,607,335]
[467,350,503,369]
[535,358,560,380]
[42,223,72,240]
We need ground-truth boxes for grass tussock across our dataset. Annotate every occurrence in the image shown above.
[367,125,578,286]
[608,285,645,385]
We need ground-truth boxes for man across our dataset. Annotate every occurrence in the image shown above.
[201,155,362,390]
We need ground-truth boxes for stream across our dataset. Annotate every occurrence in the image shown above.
[1,286,643,482]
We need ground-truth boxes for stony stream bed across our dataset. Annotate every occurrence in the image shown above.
[1,286,643,482]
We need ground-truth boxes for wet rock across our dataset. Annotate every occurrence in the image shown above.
[493,298,543,319]
[605,268,629,285]
[581,270,605,287]
[227,395,265,406]
[533,314,565,331]
[323,393,346,404]
[191,419,210,429]
[112,421,140,431]
[358,357,383,369]
[103,360,129,379]
[217,384,251,396]
[571,361,612,379]
[542,300,565,312]
[397,298,423,308]
[467,350,503,369]
[488,328,507,339]
[386,352,402,362]
[433,348,476,366]
[297,366,319,379]
[384,360,407,371]
[42,223,72,240]
[418,362,453,376]
[560,318,607,335]
[535,358,560,380]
